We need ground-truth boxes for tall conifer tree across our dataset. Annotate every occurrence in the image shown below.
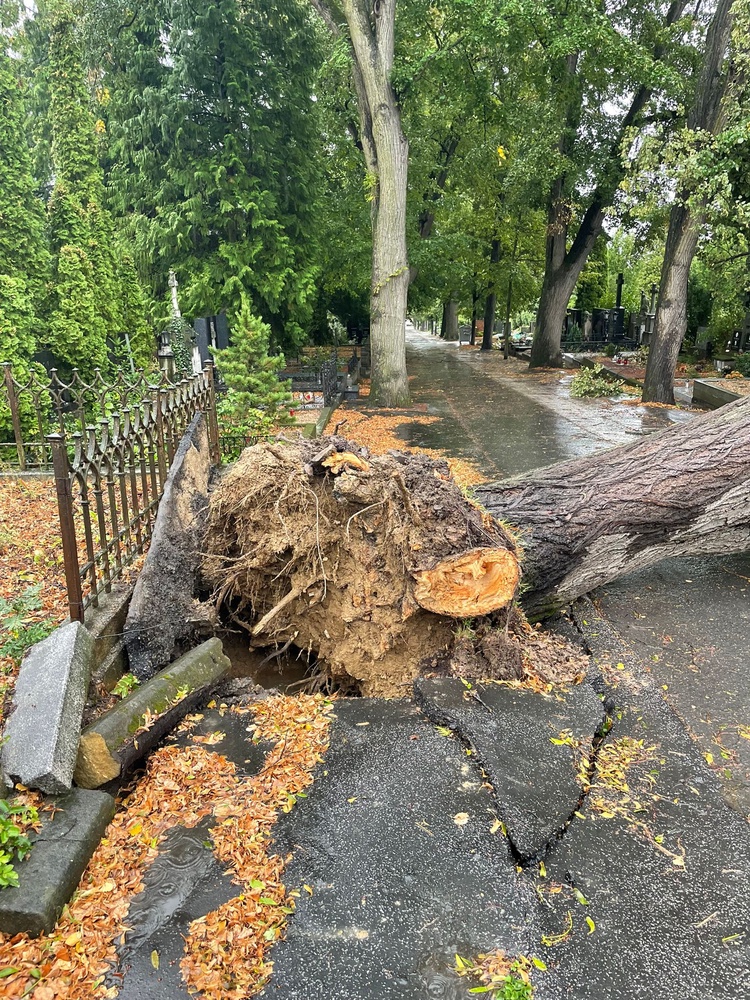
[0,9,49,432]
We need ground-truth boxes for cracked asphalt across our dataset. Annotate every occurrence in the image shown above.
[109,335,749,997]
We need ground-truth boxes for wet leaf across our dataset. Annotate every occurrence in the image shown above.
[585,917,596,935]
[150,950,159,970]
[573,889,589,906]
[531,957,547,971]
[453,812,470,827]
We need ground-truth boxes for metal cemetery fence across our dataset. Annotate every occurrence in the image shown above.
[1,362,220,622]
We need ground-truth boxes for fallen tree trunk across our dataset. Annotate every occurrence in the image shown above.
[203,397,750,692]
[476,395,750,619]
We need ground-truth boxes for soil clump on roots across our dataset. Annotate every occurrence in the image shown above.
[202,437,582,696]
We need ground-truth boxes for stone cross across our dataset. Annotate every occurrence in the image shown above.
[168,269,182,319]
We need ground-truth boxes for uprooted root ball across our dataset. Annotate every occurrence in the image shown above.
[202,437,521,697]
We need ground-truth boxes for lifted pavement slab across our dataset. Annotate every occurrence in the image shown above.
[414,678,604,861]
[0,789,115,936]
[259,698,564,1000]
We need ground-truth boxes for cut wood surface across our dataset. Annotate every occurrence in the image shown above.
[477,395,750,618]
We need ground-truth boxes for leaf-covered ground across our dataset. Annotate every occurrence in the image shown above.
[325,406,487,488]
[0,695,333,999]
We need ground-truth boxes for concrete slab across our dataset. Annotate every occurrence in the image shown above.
[0,789,115,936]
[414,678,604,860]
[259,699,564,1000]
[2,621,94,794]
[125,413,211,680]
[589,553,750,817]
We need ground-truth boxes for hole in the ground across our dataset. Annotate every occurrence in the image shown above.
[219,628,360,696]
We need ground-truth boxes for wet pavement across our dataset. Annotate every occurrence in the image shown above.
[397,332,694,478]
[102,335,750,998]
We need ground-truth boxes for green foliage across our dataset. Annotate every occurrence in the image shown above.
[731,354,750,377]
[569,364,623,398]
[44,1,153,376]
[575,239,608,312]
[163,317,195,379]
[101,0,323,352]
[0,586,55,664]
[212,306,293,457]
[492,975,533,1000]
[0,34,49,406]
[112,673,140,699]
[603,343,617,358]
[0,799,38,889]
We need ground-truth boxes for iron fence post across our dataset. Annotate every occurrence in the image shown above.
[204,360,221,465]
[48,433,84,623]
[3,363,27,471]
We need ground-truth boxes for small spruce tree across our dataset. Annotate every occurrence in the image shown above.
[212,306,293,453]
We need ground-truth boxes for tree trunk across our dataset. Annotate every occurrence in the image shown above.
[444,298,459,341]
[313,0,410,407]
[530,263,579,368]
[642,0,735,403]
[476,395,750,619]
[530,2,690,369]
[481,238,500,351]
[369,110,410,404]
[503,272,513,359]
[470,290,478,346]
[440,301,448,338]
[642,206,700,403]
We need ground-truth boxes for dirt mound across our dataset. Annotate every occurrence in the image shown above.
[202,437,521,697]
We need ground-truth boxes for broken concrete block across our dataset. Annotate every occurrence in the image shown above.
[74,637,231,788]
[2,622,94,795]
[415,677,605,860]
[124,414,211,680]
[0,789,115,936]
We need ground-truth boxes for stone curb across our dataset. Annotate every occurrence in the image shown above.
[0,789,115,936]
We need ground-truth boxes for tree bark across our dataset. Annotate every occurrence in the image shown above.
[642,0,735,403]
[444,298,459,341]
[470,290,478,346]
[641,206,701,402]
[476,395,750,619]
[530,2,690,368]
[312,0,410,407]
[481,238,500,351]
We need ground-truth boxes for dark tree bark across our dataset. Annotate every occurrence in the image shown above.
[642,0,735,403]
[482,238,500,351]
[476,395,750,619]
[470,291,478,346]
